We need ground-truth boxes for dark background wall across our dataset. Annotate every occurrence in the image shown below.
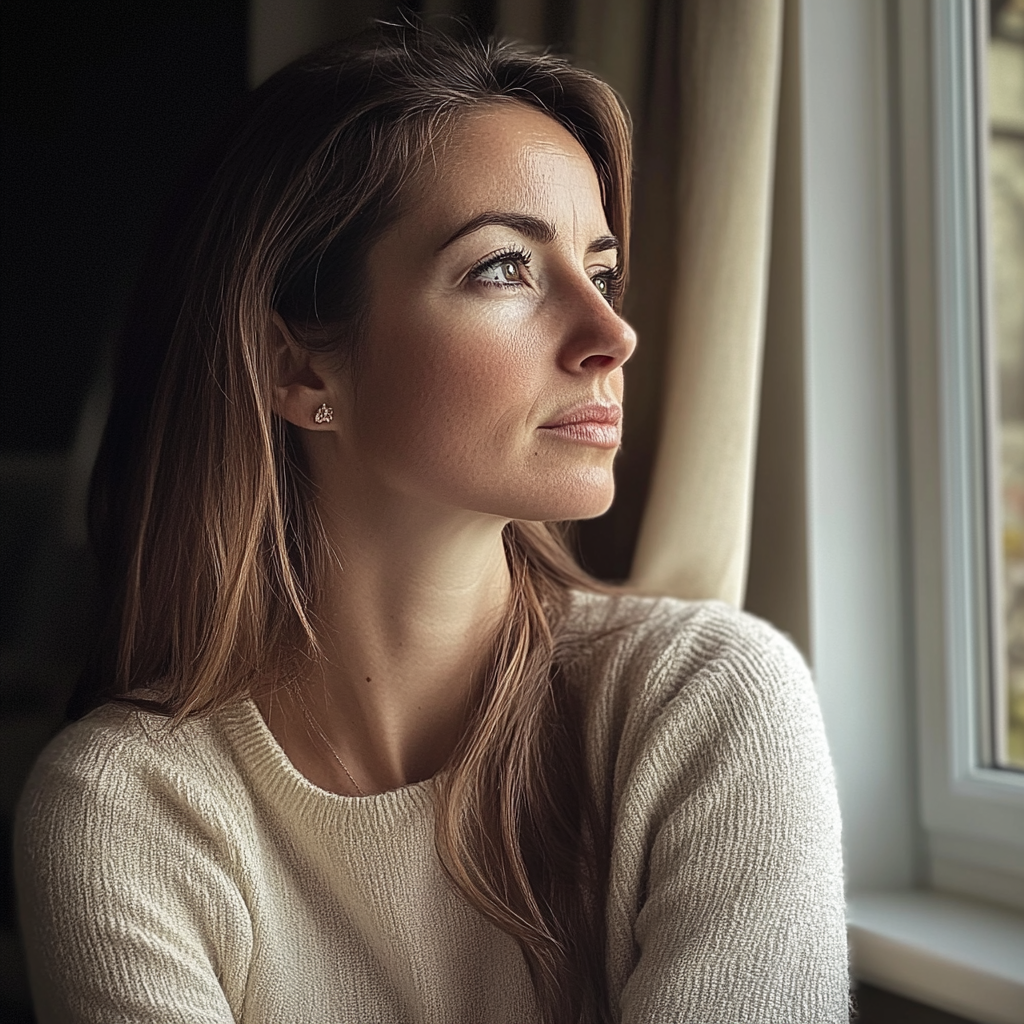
[2,0,250,453]
[1,1,249,1014]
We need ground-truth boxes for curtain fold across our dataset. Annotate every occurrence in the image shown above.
[573,0,786,607]
[743,0,810,655]
[572,0,685,583]
[623,0,784,606]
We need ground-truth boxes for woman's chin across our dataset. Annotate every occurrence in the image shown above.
[506,478,616,523]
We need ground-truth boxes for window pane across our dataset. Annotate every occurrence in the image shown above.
[989,0,1024,769]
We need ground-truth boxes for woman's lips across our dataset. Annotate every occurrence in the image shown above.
[539,404,622,449]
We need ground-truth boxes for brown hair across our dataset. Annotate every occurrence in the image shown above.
[85,24,631,1023]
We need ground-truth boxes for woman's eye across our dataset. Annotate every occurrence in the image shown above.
[592,268,622,305]
[483,260,522,284]
[470,250,530,288]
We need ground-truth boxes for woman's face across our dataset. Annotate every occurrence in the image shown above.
[324,102,637,525]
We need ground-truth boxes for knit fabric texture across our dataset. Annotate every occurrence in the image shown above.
[15,592,849,1022]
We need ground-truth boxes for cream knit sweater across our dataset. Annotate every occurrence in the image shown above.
[16,593,849,1022]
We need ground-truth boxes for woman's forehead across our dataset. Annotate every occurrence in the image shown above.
[399,103,607,240]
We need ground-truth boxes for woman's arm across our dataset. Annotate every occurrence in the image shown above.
[14,710,250,1023]
[604,604,849,1022]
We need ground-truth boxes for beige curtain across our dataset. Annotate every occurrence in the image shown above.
[742,0,810,655]
[574,0,786,609]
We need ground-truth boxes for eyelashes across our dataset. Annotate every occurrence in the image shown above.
[592,264,624,306]
[468,245,624,307]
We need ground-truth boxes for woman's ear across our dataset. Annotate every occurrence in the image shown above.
[270,313,338,431]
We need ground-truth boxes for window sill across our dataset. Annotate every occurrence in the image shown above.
[847,890,1024,1024]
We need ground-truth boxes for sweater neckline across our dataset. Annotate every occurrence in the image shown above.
[218,591,607,821]
[222,698,437,821]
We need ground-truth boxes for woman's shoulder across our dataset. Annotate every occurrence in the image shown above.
[16,700,245,847]
[564,589,825,781]
[565,588,811,708]
[25,699,230,778]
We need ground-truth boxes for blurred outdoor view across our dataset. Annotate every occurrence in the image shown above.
[990,0,1024,767]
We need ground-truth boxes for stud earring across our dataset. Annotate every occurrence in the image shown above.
[313,403,333,425]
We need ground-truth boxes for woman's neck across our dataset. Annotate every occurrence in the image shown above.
[260,501,512,795]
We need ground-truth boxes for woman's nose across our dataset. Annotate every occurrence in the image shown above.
[558,280,638,375]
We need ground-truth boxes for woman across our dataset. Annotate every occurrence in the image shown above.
[15,25,848,1024]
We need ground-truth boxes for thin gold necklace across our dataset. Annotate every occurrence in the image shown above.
[297,698,367,797]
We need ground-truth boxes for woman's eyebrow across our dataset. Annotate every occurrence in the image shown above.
[437,211,620,259]
[586,235,619,256]
[437,212,556,251]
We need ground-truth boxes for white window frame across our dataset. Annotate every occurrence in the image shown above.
[798,0,1024,1020]
[901,0,1024,904]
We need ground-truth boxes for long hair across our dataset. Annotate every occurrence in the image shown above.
[84,24,631,1022]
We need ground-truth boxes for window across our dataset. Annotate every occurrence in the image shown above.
[988,0,1024,771]
[897,0,1024,909]
[816,2,1024,1017]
